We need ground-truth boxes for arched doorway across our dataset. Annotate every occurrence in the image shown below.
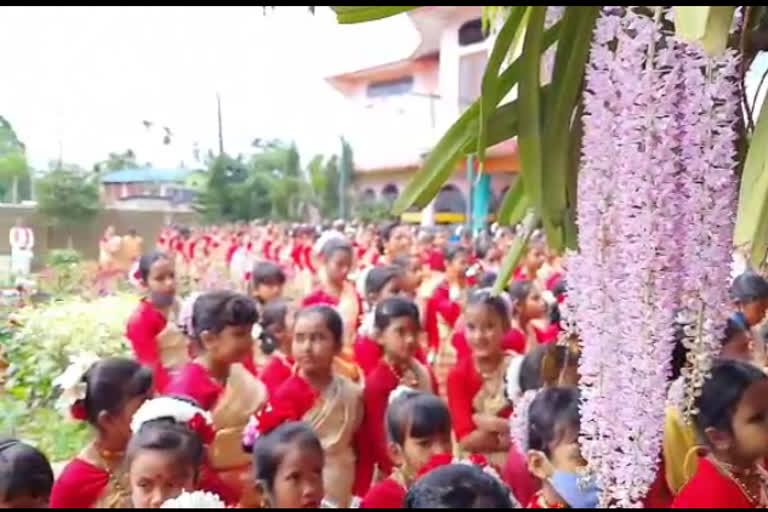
[381,183,399,204]
[434,184,467,214]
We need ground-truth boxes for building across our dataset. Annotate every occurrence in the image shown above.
[100,167,203,211]
[326,6,519,225]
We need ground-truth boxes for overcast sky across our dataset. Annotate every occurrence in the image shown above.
[0,6,420,170]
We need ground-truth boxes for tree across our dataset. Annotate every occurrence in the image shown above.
[93,149,142,174]
[0,115,31,203]
[36,165,102,247]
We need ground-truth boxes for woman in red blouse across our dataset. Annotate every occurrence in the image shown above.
[447,289,514,469]
[126,251,187,393]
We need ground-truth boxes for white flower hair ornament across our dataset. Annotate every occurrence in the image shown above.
[53,352,100,420]
[131,397,215,445]
[160,491,226,509]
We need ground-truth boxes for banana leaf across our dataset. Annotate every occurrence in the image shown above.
[735,94,768,266]
[331,6,421,24]
[674,6,736,56]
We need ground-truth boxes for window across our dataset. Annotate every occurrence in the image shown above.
[459,51,488,108]
[458,19,486,46]
[434,184,467,214]
[367,76,414,98]
[382,184,399,204]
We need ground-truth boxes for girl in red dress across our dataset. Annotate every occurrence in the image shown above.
[673,360,768,509]
[525,387,597,509]
[250,422,326,509]
[0,439,54,508]
[51,358,154,508]
[355,298,436,495]
[126,251,187,394]
[509,280,559,350]
[243,306,363,508]
[355,265,405,376]
[165,291,268,507]
[447,290,516,468]
[426,245,470,396]
[258,300,296,396]
[126,396,224,508]
[302,239,363,383]
[376,221,413,266]
[360,391,452,508]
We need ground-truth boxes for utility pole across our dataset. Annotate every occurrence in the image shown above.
[217,93,224,156]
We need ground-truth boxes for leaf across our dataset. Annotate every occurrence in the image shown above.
[517,6,546,219]
[497,178,529,226]
[478,7,527,166]
[493,212,538,294]
[331,6,420,24]
[674,6,736,56]
[541,6,599,251]
[735,93,768,266]
[392,21,563,215]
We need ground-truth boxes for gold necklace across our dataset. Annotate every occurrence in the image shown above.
[709,456,768,506]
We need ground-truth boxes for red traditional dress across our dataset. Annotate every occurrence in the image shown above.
[354,358,434,496]
[526,492,566,509]
[126,298,188,393]
[166,361,267,504]
[360,476,407,509]
[50,443,131,508]
[672,457,767,508]
[354,335,432,378]
[425,282,464,397]
[259,373,364,507]
[503,443,541,506]
[259,351,294,397]
[447,352,514,468]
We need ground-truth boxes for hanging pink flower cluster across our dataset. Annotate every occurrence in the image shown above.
[567,6,740,507]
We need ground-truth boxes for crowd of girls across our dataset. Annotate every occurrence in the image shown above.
[3,219,768,508]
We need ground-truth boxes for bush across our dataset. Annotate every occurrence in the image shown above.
[46,249,82,267]
[3,293,136,409]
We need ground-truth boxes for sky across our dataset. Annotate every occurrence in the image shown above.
[0,6,419,171]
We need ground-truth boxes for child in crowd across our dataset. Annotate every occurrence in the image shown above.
[258,300,297,396]
[166,291,267,506]
[509,280,559,350]
[355,298,436,495]
[672,360,768,508]
[250,262,286,314]
[526,387,598,508]
[360,390,452,508]
[251,422,326,509]
[404,463,513,509]
[0,439,54,508]
[393,254,424,303]
[447,290,515,468]
[731,271,768,366]
[126,396,218,508]
[426,245,470,396]
[244,306,363,507]
[303,239,363,382]
[126,251,187,393]
[355,265,405,376]
[51,357,154,508]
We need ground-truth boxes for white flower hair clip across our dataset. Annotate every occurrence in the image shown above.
[504,355,525,405]
[131,397,215,444]
[53,352,100,418]
[160,491,226,509]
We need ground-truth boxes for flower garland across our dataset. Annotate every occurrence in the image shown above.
[569,6,740,507]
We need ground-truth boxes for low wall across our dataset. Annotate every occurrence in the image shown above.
[0,205,197,263]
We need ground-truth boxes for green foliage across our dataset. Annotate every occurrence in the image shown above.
[36,165,102,228]
[93,149,142,174]
[3,293,135,411]
[353,199,395,223]
[46,249,82,267]
[196,140,355,223]
[0,115,31,203]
